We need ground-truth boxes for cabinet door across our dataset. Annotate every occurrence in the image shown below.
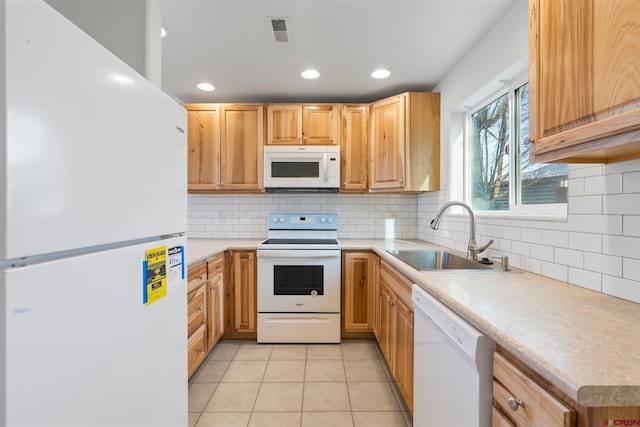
[267,105,302,145]
[302,105,338,145]
[206,253,225,351]
[187,324,207,378]
[207,274,224,351]
[377,280,395,369]
[220,105,264,190]
[529,0,640,163]
[342,252,375,332]
[341,105,368,191]
[233,251,256,332]
[370,94,405,190]
[371,254,381,339]
[186,108,220,191]
[394,296,414,413]
[187,283,207,336]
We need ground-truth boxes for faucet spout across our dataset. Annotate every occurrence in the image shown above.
[429,201,490,261]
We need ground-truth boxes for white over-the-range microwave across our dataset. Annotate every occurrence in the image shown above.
[263,145,340,192]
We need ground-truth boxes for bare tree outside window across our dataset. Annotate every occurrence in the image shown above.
[471,93,510,210]
[469,82,567,212]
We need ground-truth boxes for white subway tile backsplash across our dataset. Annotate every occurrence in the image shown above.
[584,174,622,195]
[542,230,569,248]
[624,216,640,237]
[568,178,584,197]
[568,195,602,214]
[568,268,602,292]
[568,232,602,253]
[623,171,640,193]
[623,258,640,282]
[541,262,568,282]
[189,159,640,303]
[568,164,603,178]
[554,248,584,268]
[521,228,542,244]
[602,275,640,304]
[603,235,640,259]
[603,194,640,215]
[530,244,554,262]
[584,252,622,277]
[582,215,622,235]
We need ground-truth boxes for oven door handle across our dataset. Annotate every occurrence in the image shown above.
[257,250,341,259]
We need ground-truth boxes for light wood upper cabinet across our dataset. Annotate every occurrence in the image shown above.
[369,92,440,192]
[340,105,368,192]
[529,0,640,163]
[267,104,339,145]
[187,107,219,192]
[220,104,264,191]
[267,105,302,145]
[185,104,264,193]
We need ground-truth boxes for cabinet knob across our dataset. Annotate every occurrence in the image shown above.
[197,306,203,312]
[527,138,535,145]
[507,397,524,411]
[388,299,395,306]
[198,275,204,280]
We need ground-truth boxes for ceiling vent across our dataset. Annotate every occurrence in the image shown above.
[271,18,288,43]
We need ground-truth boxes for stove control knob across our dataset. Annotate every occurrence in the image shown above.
[272,218,279,223]
[279,218,285,223]
[310,290,318,297]
[320,218,326,223]
[327,218,333,223]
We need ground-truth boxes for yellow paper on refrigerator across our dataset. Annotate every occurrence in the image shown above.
[144,246,167,305]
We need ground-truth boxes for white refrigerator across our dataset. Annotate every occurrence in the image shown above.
[1,1,188,426]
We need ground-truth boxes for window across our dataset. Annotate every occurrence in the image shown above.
[467,79,568,214]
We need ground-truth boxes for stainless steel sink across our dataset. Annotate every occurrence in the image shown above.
[386,249,494,271]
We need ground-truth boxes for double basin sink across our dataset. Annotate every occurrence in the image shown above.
[386,249,512,273]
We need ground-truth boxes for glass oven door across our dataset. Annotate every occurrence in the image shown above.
[257,250,340,313]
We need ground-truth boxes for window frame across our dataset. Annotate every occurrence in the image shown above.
[463,74,567,220]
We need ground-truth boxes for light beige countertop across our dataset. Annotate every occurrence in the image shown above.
[186,238,640,407]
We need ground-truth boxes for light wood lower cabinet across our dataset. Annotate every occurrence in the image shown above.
[493,407,516,427]
[187,324,207,378]
[187,254,225,378]
[227,250,257,334]
[342,251,378,332]
[376,261,414,413]
[493,351,575,427]
[206,254,225,352]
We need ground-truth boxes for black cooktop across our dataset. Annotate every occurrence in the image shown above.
[261,238,339,245]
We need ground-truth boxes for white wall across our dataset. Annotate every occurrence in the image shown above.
[188,194,417,240]
[417,0,640,304]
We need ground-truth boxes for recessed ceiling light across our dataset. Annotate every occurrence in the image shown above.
[301,69,320,79]
[161,27,167,38]
[196,82,215,91]
[371,69,391,79]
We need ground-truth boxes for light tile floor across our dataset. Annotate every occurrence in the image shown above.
[188,340,412,427]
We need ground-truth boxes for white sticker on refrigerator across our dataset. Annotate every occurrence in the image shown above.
[167,245,185,284]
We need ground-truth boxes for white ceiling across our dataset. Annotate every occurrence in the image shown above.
[160,0,517,104]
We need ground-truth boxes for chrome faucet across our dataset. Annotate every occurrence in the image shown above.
[429,201,494,261]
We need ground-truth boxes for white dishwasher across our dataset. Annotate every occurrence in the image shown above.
[412,285,494,427]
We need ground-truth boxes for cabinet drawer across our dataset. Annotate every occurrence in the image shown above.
[493,352,575,427]
[188,262,208,293]
[187,283,206,336]
[207,254,224,277]
[493,406,516,427]
[187,323,207,378]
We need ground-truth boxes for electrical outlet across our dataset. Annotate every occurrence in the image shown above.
[390,211,397,219]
